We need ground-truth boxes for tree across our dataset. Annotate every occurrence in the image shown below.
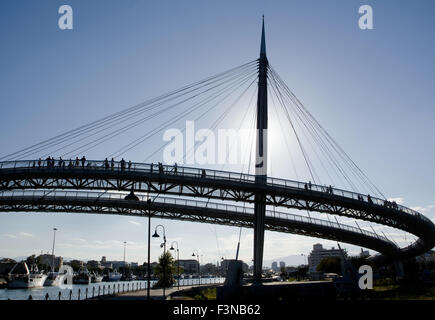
[25,255,41,268]
[154,251,177,288]
[69,260,83,272]
[316,257,342,274]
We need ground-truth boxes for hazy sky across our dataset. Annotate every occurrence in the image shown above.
[0,0,434,266]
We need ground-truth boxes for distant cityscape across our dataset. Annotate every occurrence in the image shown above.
[4,242,433,281]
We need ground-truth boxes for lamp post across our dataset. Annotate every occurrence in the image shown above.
[51,227,58,272]
[301,253,308,265]
[152,225,166,299]
[192,250,201,286]
[169,241,180,290]
[146,199,151,300]
[221,256,226,277]
[123,241,126,275]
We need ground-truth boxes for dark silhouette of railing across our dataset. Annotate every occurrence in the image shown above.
[23,277,225,300]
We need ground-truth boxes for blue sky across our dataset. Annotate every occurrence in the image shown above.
[0,0,434,266]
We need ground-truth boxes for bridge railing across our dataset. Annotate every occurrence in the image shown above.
[0,160,429,224]
[0,189,391,243]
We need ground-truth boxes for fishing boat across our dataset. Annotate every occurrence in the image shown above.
[7,262,47,289]
[121,272,137,281]
[44,271,67,286]
[73,267,91,284]
[106,269,122,282]
[91,271,104,283]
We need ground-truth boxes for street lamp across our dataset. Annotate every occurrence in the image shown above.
[169,241,180,290]
[192,250,201,286]
[123,241,127,275]
[146,198,152,300]
[221,256,227,276]
[152,225,166,299]
[301,253,308,265]
[51,227,58,272]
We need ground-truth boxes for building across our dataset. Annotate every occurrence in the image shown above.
[279,261,286,269]
[100,256,112,269]
[177,259,199,274]
[359,248,370,258]
[111,261,129,269]
[220,259,249,274]
[38,254,63,270]
[271,261,278,272]
[201,263,218,274]
[307,243,347,273]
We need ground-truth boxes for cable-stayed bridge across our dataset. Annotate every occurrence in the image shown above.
[1,18,434,282]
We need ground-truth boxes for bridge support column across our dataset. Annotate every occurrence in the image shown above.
[253,17,268,283]
[394,260,405,279]
[253,192,266,282]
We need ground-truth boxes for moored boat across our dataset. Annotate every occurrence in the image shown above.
[73,267,91,284]
[106,269,122,282]
[91,271,103,283]
[7,262,47,289]
[44,271,67,286]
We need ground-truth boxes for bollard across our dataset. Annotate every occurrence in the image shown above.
[113,284,115,294]
[78,288,81,300]
[118,283,120,293]
[58,291,62,300]
[69,290,72,300]
[45,293,50,300]
[98,286,101,296]
[92,287,95,299]
[103,285,105,295]
[28,295,33,300]
[85,288,88,299]
[123,283,125,292]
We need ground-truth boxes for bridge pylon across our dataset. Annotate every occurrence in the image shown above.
[253,16,269,282]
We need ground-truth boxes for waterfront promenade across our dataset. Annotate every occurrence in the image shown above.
[99,284,217,300]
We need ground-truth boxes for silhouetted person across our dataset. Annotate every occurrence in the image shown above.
[75,157,80,167]
[104,158,109,169]
[120,158,126,170]
[81,156,86,168]
[367,194,372,204]
[308,181,312,190]
[37,158,41,167]
[158,162,163,174]
[174,162,178,174]
[201,169,206,179]
[128,160,132,170]
[111,158,115,170]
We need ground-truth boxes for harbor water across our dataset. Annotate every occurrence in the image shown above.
[0,277,225,300]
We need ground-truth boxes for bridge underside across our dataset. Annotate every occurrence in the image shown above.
[0,194,399,259]
[0,162,434,265]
